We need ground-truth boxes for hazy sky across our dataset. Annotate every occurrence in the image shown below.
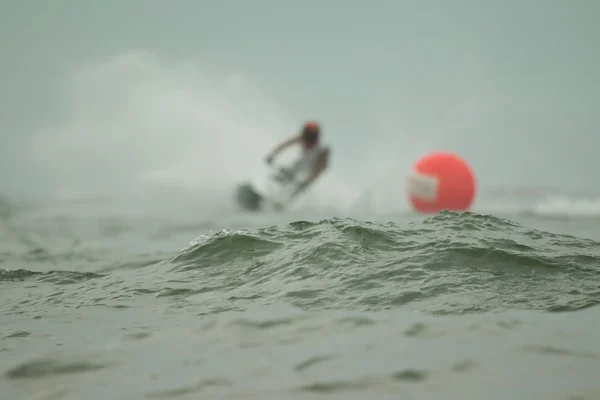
[1,0,599,204]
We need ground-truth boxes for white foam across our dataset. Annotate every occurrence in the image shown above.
[531,195,600,217]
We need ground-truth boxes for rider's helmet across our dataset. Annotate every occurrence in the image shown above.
[301,121,320,149]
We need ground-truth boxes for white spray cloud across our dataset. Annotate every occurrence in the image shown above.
[26,51,359,213]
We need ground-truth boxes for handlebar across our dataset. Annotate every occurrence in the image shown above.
[267,163,298,185]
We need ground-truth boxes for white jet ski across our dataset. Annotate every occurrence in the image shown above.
[234,163,302,212]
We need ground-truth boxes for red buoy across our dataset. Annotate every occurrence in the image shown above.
[406,152,476,213]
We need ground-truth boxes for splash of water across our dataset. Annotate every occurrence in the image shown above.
[25,51,358,214]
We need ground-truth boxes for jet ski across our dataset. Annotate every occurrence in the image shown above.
[234,164,299,212]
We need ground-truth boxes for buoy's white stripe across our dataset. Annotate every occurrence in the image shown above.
[406,172,439,201]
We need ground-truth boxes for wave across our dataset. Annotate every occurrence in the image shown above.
[4,210,600,315]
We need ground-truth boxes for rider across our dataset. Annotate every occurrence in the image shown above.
[264,121,330,199]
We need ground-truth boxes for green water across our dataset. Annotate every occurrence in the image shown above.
[2,201,600,399]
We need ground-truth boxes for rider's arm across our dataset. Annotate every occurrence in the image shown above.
[268,135,301,158]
